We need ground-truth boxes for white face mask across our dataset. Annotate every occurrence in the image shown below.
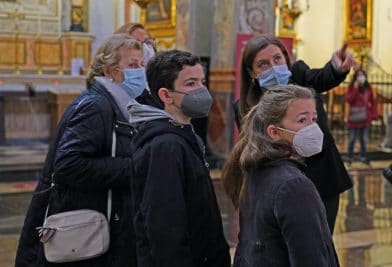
[277,123,324,157]
[143,42,155,65]
[357,75,366,85]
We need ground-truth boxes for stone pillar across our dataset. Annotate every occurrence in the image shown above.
[175,0,191,51]
[0,96,5,145]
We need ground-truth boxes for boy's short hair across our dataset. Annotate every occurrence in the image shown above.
[146,50,201,107]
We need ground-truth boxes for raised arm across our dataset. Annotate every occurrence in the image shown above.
[291,43,358,93]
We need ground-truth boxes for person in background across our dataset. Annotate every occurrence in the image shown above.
[117,22,214,167]
[116,22,162,109]
[223,85,339,267]
[375,85,392,180]
[128,49,231,267]
[115,22,156,65]
[234,35,356,233]
[345,69,377,165]
[380,109,392,153]
[15,34,145,267]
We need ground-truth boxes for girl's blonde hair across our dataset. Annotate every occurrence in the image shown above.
[87,33,141,84]
[222,84,315,207]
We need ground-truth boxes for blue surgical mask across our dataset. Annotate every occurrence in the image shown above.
[119,67,146,99]
[257,65,292,88]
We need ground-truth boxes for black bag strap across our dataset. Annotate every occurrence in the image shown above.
[42,96,115,221]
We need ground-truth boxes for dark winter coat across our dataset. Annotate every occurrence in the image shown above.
[234,60,353,200]
[130,118,231,267]
[15,81,137,267]
[233,159,339,267]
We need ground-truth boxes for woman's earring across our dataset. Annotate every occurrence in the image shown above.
[251,77,256,85]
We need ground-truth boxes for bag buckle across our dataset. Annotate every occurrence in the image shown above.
[36,226,57,243]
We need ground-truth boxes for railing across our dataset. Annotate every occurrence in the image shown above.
[325,72,392,143]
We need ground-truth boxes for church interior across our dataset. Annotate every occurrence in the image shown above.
[1,0,392,266]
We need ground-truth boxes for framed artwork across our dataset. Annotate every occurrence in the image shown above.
[140,0,176,37]
[345,0,372,45]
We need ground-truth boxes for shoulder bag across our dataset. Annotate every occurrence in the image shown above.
[348,92,368,123]
[36,131,117,263]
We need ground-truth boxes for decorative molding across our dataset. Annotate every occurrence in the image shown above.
[140,0,176,39]
[0,39,25,65]
[0,0,61,34]
[35,40,62,66]
[0,32,93,74]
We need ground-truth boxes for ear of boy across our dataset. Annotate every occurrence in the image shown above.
[157,88,173,104]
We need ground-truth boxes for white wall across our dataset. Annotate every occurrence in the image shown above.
[372,0,392,73]
[89,1,116,54]
[296,0,344,67]
[296,0,392,74]
[89,1,142,54]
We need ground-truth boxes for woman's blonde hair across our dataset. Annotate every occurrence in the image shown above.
[222,84,315,207]
[87,33,141,84]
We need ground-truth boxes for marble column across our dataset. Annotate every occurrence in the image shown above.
[210,0,275,68]
[0,96,4,145]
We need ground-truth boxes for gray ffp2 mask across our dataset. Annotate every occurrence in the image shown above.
[177,86,213,118]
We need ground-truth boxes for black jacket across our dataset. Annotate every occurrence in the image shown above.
[130,119,231,267]
[234,60,352,199]
[233,159,339,267]
[15,81,137,267]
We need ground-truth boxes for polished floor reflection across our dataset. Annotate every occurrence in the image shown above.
[214,162,392,267]
[1,154,392,266]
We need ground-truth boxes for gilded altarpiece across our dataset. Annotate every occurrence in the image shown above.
[0,0,93,74]
[345,0,372,61]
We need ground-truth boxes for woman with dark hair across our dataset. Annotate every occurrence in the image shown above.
[224,85,339,266]
[346,69,377,165]
[234,35,356,233]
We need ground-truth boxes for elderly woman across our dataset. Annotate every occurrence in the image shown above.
[15,34,146,267]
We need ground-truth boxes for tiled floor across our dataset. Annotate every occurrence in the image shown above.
[1,132,392,266]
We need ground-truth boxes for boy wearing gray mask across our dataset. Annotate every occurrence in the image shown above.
[127,50,231,267]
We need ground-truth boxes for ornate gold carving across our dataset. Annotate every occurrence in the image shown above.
[345,0,372,47]
[0,0,60,34]
[0,39,25,65]
[140,0,176,38]
[35,40,62,66]
[276,0,309,37]
[0,32,93,74]
[70,0,89,32]
[133,0,154,9]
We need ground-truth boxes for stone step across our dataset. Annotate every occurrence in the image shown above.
[0,234,19,267]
